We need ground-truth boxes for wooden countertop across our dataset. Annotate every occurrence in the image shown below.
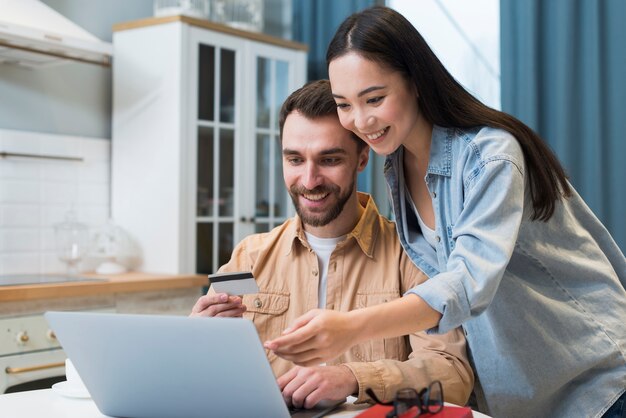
[0,272,207,302]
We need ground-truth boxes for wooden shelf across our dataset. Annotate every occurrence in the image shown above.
[113,15,308,51]
[0,272,207,302]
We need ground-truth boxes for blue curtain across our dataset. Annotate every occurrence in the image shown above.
[291,0,381,195]
[292,0,378,81]
[501,0,626,251]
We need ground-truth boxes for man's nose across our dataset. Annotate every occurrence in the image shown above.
[301,163,323,190]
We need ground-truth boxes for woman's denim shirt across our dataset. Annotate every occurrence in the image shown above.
[384,125,626,418]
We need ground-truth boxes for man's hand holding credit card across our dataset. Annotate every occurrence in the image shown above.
[189,272,259,318]
[209,271,259,295]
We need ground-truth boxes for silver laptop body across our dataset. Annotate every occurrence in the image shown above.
[45,311,292,418]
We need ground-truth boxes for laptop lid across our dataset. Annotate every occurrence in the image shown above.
[45,311,292,418]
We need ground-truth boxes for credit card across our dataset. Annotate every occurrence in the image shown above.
[208,271,259,295]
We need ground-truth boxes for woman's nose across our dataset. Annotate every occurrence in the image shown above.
[354,110,374,132]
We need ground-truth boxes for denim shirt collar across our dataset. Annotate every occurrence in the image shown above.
[384,125,453,178]
[427,125,453,177]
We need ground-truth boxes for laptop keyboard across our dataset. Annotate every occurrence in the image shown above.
[287,400,344,418]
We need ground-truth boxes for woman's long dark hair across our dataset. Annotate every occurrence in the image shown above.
[326,6,571,221]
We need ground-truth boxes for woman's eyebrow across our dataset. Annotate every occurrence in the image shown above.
[332,85,386,99]
[358,85,385,97]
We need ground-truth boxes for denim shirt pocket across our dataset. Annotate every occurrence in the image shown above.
[243,292,290,361]
[350,292,408,362]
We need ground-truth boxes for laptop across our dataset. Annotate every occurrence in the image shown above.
[44,311,344,418]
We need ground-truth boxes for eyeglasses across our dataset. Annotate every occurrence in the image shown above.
[365,380,444,418]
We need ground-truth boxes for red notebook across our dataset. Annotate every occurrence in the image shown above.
[355,404,473,418]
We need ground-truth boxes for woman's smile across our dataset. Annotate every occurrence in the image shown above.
[364,127,389,142]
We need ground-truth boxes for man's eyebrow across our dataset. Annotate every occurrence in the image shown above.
[282,149,301,156]
[319,148,348,155]
[282,148,347,156]
[332,85,386,99]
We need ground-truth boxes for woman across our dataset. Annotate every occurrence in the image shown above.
[264,6,626,418]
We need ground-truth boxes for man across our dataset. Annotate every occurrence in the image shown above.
[190,80,473,409]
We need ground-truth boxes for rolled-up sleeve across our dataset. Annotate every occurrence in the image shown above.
[342,249,475,405]
[343,327,474,406]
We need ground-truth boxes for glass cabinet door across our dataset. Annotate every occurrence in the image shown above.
[196,43,237,274]
[191,31,303,275]
[252,57,292,234]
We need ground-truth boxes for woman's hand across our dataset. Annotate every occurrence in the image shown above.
[264,309,361,366]
[264,295,441,365]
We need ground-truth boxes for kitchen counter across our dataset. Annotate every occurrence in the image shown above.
[0,272,206,303]
[0,273,207,394]
[0,272,207,318]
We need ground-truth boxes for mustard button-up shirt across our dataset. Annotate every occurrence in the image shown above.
[215,192,474,405]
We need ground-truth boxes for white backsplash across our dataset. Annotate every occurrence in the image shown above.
[0,129,110,275]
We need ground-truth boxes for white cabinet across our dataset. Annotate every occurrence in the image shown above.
[112,16,307,274]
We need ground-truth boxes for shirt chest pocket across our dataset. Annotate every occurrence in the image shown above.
[350,292,408,362]
[242,292,290,348]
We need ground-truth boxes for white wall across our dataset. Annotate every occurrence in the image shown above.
[390,0,501,109]
[0,130,110,275]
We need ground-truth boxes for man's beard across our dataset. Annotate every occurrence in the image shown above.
[289,180,355,227]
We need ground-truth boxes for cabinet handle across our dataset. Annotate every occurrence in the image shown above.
[5,361,65,375]
[239,217,255,223]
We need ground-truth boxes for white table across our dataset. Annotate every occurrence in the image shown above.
[0,389,490,418]
[0,390,366,418]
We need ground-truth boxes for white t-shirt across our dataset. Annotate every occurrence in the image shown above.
[304,232,345,309]
[405,184,438,249]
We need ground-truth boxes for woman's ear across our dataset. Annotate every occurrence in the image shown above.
[406,75,419,100]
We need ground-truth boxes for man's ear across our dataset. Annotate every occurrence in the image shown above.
[356,145,370,173]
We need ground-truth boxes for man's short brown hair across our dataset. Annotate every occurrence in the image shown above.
[278,80,366,151]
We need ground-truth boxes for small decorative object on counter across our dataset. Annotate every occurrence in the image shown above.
[90,219,132,275]
[54,211,90,276]
[153,0,210,19]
